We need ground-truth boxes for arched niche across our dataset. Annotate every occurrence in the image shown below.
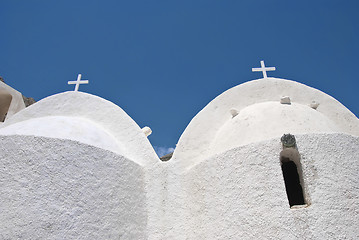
[280,148,308,208]
[0,89,12,122]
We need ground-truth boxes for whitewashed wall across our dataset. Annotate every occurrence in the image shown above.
[148,133,359,239]
[0,135,148,239]
[1,79,358,239]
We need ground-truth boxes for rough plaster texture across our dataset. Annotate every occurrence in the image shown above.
[0,91,159,166]
[1,133,358,239]
[0,81,25,120]
[146,133,359,239]
[0,135,148,239]
[172,78,359,170]
[0,79,358,239]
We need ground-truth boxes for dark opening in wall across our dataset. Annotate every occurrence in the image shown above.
[281,157,305,207]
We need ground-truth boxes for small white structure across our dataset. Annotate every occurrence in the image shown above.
[0,80,26,121]
[142,126,152,137]
[280,96,291,104]
[252,60,276,79]
[0,72,358,239]
[68,74,89,92]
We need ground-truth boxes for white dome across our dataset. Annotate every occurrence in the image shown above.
[0,116,124,154]
[0,91,159,165]
[172,78,359,170]
[210,101,339,154]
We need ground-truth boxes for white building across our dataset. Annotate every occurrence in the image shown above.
[0,71,358,239]
[0,80,25,122]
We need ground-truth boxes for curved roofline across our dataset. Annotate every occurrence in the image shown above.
[0,116,126,155]
[171,78,359,170]
[1,91,159,166]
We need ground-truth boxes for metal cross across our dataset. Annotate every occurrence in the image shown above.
[68,74,89,92]
[252,60,276,79]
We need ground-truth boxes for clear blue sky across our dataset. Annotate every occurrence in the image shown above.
[1,1,358,156]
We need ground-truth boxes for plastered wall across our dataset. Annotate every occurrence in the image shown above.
[0,79,358,239]
[1,133,358,239]
[0,135,148,239]
[145,133,359,239]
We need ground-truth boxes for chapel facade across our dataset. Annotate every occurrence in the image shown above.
[0,69,358,239]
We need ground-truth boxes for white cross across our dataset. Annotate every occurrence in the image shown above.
[252,60,276,79]
[68,74,89,92]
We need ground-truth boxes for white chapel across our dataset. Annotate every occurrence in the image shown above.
[0,62,358,239]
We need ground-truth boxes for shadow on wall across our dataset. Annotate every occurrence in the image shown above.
[0,89,12,122]
[281,156,305,207]
[280,134,307,208]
